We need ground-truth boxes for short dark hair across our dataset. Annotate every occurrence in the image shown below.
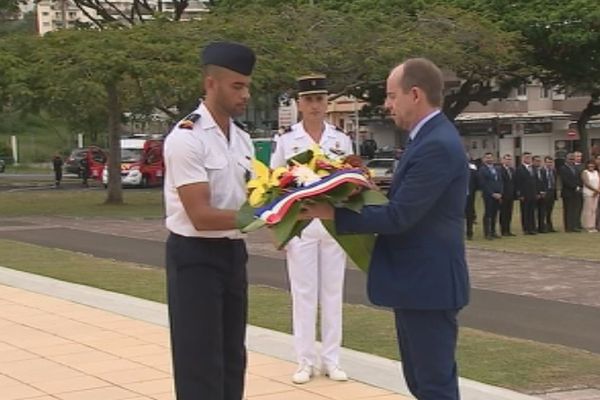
[503,154,512,159]
[523,152,532,156]
[532,155,541,161]
[399,58,444,107]
[484,152,493,157]
[544,156,554,161]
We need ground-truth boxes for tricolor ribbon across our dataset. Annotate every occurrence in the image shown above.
[255,169,370,224]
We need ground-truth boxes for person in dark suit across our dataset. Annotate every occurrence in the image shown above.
[465,157,478,240]
[532,155,548,233]
[541,156,558,232]
[559,152,583,232]
[302,58,469,400]
[515,152,538,234]
[478,152,503,240]
[499,154,516,236]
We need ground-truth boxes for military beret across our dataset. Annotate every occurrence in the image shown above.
[201,41,256,76]
[297,74,328,96]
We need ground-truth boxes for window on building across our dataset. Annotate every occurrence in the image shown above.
[517,84,527,97]
[43,22,50,26]
[55,12,61,17]
[540,86,550,99]
[69,12,77,18]
[42,11,49,16]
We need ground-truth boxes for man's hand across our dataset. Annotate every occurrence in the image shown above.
[299,201,334,220]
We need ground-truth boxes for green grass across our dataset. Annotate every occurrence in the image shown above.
[2,163,54,174]
[1,239,599,394]
[0,190,163,218]
[467,195,600,260]
[2,188,599,261]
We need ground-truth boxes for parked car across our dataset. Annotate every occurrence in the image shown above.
[64,146,107,178]
[366,158,395,189]
[0,159,5,173]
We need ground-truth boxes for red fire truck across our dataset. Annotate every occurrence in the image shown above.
[102,138,164,188]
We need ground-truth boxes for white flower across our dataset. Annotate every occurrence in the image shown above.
[292,165,321,186]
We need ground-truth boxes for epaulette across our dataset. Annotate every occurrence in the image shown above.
[281,126,293,135]
[178,113,201,130]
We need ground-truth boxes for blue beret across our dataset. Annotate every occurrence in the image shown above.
[201,41,256,76]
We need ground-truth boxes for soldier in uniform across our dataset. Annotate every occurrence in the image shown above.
[270,74,352,384]
[163,41,255,400]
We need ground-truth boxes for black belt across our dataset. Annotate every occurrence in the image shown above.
[169,232,243,243]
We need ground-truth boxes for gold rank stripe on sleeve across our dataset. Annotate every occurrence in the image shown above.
[178,113,201,130]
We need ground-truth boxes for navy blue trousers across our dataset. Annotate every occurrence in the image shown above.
[394,309,460,400]
[166,233,248,400]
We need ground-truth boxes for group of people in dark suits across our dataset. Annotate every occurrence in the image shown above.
[467,150,600,239]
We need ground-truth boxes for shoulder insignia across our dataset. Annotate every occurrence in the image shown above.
[281,126,293,135]
[178,113,201,130]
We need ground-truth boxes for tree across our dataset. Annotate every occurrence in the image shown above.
[0,0,20,20]
[450,0,600,157]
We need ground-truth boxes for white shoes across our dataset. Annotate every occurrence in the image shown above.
[323,364,348,381]
[292,364,313,384]
[292,364,348,384]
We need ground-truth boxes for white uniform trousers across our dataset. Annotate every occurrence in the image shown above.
[286,219,346,368]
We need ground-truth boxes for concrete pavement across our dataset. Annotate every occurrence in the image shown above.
[0,266,543,400]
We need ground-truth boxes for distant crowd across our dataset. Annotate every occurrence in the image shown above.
[466,151,600,239]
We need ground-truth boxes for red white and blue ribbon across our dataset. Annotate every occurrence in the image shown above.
[255,169,370,225]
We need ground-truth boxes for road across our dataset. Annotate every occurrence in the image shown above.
[0,222,598,354]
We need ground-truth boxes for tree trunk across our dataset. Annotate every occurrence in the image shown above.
[105,81,123,204]
[576,93,600,160]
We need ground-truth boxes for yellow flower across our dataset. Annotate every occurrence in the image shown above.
[247,159,270,207]
[270,167,289,187]
[308,144,324,171]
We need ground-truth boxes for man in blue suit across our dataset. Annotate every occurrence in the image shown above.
[478,152,503,240]
[302,58,470,400]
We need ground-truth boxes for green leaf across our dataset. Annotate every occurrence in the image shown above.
[236,202,257,230]
[324,182,357,203]
[321,220,374,273]
[362,189,389,206]
[240,218,266,233]
[280,219,311,248]
[342,193,365,212]
[271,202,303,248]
[286,149,313,165]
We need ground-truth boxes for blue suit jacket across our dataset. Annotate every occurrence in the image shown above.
[478,164,503,197]
[335,113,470,310]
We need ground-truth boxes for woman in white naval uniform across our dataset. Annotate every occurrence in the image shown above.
[270,75,353,384]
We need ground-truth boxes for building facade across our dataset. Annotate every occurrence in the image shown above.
[36,0,209,35]
[456,83,600,163]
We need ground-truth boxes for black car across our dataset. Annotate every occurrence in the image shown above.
[64,148,88,176]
